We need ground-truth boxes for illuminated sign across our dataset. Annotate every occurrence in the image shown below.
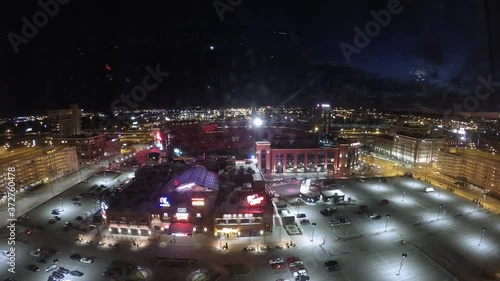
[159,197,170,207]
[176,213,189,220]
[196,213,201,218]
[177,182,195,190]
[246,194,264,205]
[177,207,187,213]
[192,198,205,206]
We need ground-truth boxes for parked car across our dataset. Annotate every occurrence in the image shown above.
[269,258,284,264]
[296,213,306,218]
[53,216,61,221]
[300,219,310,224]
[44,264,58,272]
[272,263,286,270]
[70,270,84,276]
[57,267,70,274]
[286,257,300,264]
[48,217,57,224]
[37,257,48,264]
[76,216,83,221]
[80,257,94,264]
[70,254,81,260]
[290,265,305,272]
[369,214,382,220]
[73,202,82,206]
[380,199,390,205]
[27,264,40,272]
[289,261,304,267]
[2,250,9,257]
[292,269,308,277]
[324,260,339,272]
[52,271,65,279]
[71,197,79,201]
[30,250,41,257]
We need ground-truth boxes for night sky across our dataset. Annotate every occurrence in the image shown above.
[1,0,499,117]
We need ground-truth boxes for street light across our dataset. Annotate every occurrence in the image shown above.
[478,227,487,246]
[437,204,443,220]
[310,223,317,242]
[260,230,264,249]
[402,187,406,202]
[60,197,64,211]
[396,253,408,276]
[385,215,391,232]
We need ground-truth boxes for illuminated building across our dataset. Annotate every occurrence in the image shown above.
[0,146,78,193]
[47,104,82,137]
[54,134,120,165]
[436,147,500,195]
[255,140,360,174]
[314,103,332,133]
[392,134,443,164]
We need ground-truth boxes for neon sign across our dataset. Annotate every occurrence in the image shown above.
[192,198,205,206]
[176,213,188,220]
[177,207,187,213]
[159,197,170,207]
[246,194,264,205]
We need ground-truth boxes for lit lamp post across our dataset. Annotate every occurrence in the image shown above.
[437,204,443,220]
[310,223,317,242]
[402,187,406,202]
[60,197,64,212]
[260,230,264,246]
[478,227,487,246]
[385,215,391,232]
[396,253,408,276]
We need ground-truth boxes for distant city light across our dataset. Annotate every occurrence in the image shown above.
[209,46,215,50]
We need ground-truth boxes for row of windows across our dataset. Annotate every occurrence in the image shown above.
[215,218,262,225]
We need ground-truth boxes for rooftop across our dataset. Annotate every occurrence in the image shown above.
[163,166,219,192]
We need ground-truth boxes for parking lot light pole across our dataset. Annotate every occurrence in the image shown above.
[402,187,406,202]
[478,228,487,246]
[396,253,407,276]
[260,230,264,246]
[310,223,317,242]
[385,215,391,232]
[60,197,64,212]
[437,204,443,220]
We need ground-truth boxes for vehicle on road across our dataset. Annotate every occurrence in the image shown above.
[30,250,41,257]
[2,250,9,256]
[108,243,120,247]
[70,270,84,276]
[44,264,58,272]
[296,213,306,218]
[51,209,60,215]
[269,258,284,264]
[242,247,256,251]
[27,264,40,272]
[425,187,435,193]
[48,217,57,223]
[324,260,339,272]
[380,199,390,205]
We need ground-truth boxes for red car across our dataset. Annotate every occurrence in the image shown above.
[286,257,300,264]
[272,263,286,270]
[25,229,33,235]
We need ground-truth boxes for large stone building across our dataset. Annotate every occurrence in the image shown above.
[392,134,443,164]
[255,140,360,174]
[0,146,78,193]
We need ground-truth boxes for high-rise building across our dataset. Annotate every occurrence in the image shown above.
[314,103,332,133]
[392,134,443,163]
[47,104,82,137]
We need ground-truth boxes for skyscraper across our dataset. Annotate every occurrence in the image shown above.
[314,103,332,133]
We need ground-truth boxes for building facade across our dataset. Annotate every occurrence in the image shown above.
[437,148,499,195]
[0,146,78,193]
[55,134,120,164]
[392,134,443,164]
[47,104,82,137]
[255,141,360,174]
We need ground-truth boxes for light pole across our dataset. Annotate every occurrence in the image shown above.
[396,253,408,276]
[60,197,64,211]
[310,222,317,242]
[437,204,443,220]
[260,230,264,248]
[401,187,406,202]
[385,215,391,232]
[478,228,487,246]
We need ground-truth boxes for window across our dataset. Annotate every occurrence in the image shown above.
[240,219,249,224]
[227,219,237,224]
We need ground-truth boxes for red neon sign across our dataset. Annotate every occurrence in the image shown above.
[246,195,264,205]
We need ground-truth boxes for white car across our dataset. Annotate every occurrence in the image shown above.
[368,214,379,219]
[268,258,284,264]
[292,269,308,277]
[30,250,41,257]
[44,264,58,272]
[80,257,94,264]
[289,261,304,267]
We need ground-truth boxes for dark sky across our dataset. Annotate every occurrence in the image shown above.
[1,0,499,117]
